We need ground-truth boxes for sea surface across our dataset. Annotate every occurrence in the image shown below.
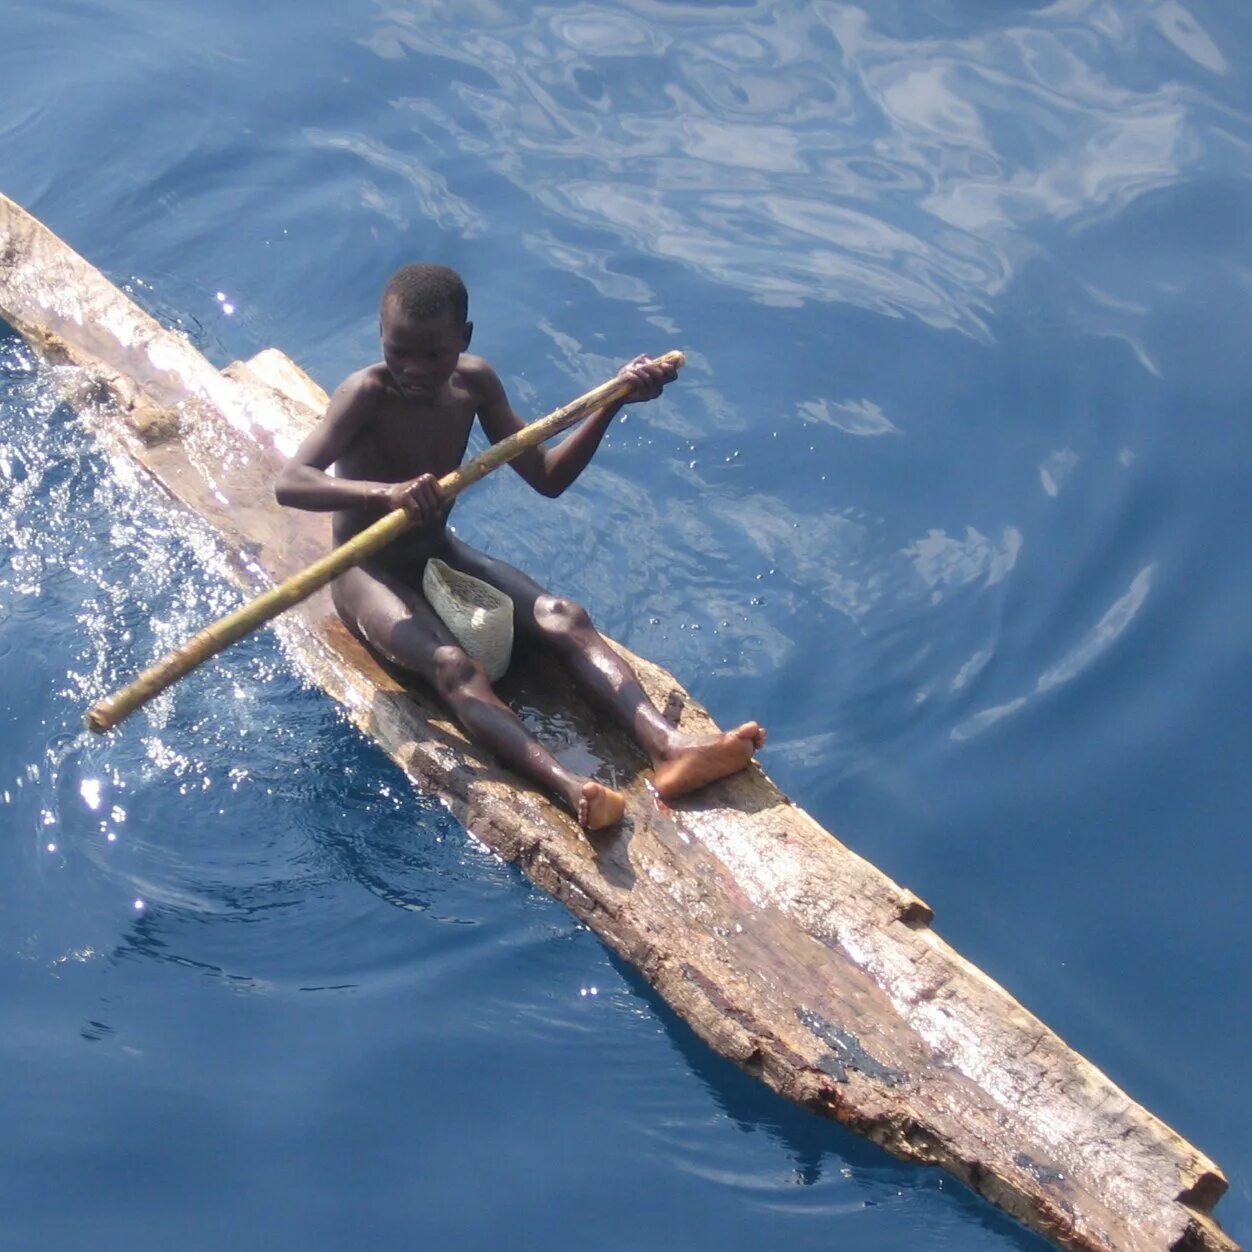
[2,2,1250,1248]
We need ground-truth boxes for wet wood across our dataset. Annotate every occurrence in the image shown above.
[0,191,1238,1252]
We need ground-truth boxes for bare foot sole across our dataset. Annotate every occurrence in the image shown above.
[652,721,766,801]
[577,780,626,831]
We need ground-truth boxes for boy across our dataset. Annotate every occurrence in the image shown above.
[276,264,764,830]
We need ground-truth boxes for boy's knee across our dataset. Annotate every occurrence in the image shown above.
[330,577,356,621]
[534,594,592,637]
[432,643,485,694]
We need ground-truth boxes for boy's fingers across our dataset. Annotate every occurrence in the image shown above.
[411,477,439,518]
[394,475,437,519]
[617,354,673,402]
[638,365,667,394]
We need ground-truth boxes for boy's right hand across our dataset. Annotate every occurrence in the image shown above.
[381,473,443,525]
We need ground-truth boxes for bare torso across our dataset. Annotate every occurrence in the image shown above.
[332,361,478,576]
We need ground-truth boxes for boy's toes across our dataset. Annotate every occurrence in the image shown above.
[578,780,626,832]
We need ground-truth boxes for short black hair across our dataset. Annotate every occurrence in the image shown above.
[381,263,468,324]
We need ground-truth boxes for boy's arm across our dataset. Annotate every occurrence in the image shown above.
[471,355,676,498]
[274,372,440,522]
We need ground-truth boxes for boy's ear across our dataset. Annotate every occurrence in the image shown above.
[463,321,474,350]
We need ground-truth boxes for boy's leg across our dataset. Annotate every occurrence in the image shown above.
[332,563,624,829]
[443,536,765,799]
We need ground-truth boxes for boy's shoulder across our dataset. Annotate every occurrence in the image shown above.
[455,354,509,408]
[456,352,495,385]
[339,361,392,398]
[323,363,395,421]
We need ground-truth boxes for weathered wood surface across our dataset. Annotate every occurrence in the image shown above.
[0,191,1237,1252]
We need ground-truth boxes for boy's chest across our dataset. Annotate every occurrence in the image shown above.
[356,396,475,480]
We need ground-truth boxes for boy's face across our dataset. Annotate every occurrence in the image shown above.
[380,301,471,400]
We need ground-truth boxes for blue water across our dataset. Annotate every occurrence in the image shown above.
[2,2,1250,1248]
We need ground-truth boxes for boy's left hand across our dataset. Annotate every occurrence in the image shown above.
[618,353,677,403]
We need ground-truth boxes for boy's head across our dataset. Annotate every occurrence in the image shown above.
[379,263,472,399]
[382,263,468,325]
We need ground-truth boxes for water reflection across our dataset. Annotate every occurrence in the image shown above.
[905,525,1022,599]
[304,127,487,235]
[951,562,1155,740]
[799,395,899,436]
[345,0,1230,342]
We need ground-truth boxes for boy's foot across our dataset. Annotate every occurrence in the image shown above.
[652,722,766,801]
[577,779,626,831]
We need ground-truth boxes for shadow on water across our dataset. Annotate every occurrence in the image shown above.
[600,948,1053,1250]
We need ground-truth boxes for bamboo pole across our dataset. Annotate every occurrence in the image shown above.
[85,350,685,732]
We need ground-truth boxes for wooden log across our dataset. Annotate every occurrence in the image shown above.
[0,191,1238,1252]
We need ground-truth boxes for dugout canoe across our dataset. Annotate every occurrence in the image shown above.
[0,191,1237,1252]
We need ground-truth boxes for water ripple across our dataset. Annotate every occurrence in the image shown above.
[951,561,1156,740]
[347,0,1245,340]
[0,351,510,994]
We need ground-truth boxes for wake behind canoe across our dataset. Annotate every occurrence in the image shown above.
[0,191,1236,1252]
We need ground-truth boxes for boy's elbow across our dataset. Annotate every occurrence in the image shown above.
[274,467,300,507]
[521,464,562,498]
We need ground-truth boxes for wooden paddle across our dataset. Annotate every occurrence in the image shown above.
[85,350,685,732]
